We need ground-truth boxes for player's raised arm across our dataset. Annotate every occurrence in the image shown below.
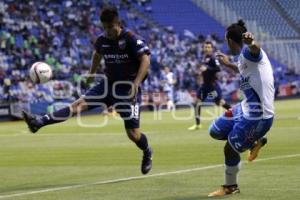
[87,50,102,84]
[216,52,239,73]
[242,32,261,57]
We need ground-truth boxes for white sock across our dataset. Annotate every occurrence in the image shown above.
[225,163,241,186]
[167,100,174,110]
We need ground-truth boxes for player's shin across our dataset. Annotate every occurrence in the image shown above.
[132,131,153,174]
[41,106,73,126]
[225,162,241,186]
[224,142,241,186]
[195,104,201,125]
[135,133,151,154]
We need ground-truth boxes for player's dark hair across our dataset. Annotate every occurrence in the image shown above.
[202,40,214,48]
[100,6,119,23]
[203,41,213,47]
[202,41,214,54]
[226,19,247,45]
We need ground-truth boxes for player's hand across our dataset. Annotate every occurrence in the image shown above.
[242,32,254,45]
[129,82,139,103]
[216,52,231,66]
[199,65,207,72]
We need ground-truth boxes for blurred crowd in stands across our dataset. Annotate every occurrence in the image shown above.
[0,0,297,105]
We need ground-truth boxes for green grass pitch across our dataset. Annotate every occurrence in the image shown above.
[0,99,299,200]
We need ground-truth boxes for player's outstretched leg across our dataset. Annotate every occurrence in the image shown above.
[208,142,241,197]
[247,137,268,162]
[127,129,153,174]
[23,97,88,133]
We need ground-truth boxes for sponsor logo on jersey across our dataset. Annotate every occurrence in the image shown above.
[103,54,129,59]
[103,54,130,64]
[240,76,251,90]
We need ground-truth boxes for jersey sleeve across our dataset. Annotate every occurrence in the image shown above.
[128,32,150,58]
[94,36,102,55]
[242,46,263,62]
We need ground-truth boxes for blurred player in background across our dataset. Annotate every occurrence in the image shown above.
[23,6,153,175]
[161,66,176,110]
[188,41,231,131]
[207,20,274,197]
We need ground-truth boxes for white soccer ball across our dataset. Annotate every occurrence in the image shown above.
[29,62,53,84]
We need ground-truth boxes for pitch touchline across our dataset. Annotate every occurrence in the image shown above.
[0,153,299,199]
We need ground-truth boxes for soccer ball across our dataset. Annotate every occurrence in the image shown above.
[29,62,53,84]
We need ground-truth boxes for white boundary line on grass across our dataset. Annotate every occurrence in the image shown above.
[0,153,299,199]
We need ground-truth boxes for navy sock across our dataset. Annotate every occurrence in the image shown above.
[41,107,72,126]
[223,103,231,110]
[195,104,201,125]
[135,133,150,153]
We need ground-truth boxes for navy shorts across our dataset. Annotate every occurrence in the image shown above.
[83,80,141,129]
[196,83,222,103]
[209,103,274,153]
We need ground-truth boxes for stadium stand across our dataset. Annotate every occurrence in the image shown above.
[218,0,298,38]
[0,0,299,117]
[276,0,300,28]
[133,0,225,38]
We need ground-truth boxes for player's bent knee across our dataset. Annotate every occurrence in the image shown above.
[71,98,88,114]
[209,125,225,140]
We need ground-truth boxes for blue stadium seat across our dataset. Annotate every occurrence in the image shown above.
[276,0,300,27]
[134,0,225,38]
[219,0,298,38]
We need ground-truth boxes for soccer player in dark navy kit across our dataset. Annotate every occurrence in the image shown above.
[23,6,153,174]
[188,41,231,131]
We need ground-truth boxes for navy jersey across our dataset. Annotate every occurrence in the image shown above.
[94,29,150,83]
[201,55,220,85]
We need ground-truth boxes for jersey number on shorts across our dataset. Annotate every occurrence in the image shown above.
[131,105,139,119]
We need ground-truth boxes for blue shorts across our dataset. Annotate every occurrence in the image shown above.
[209,103,274,153]
[197,83,222,103]
[83,80,141,129]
